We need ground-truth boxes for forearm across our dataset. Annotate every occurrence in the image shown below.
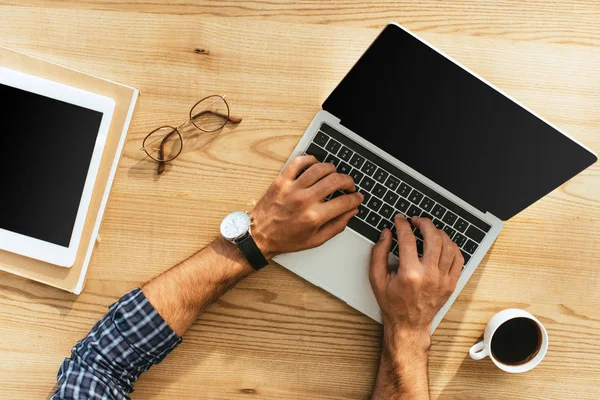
[372,328,431,400]
[142,236,255,336]
[52,238,255,399]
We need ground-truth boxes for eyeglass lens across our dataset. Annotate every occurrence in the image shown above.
[190,95,230,132]
[143,126,183,162]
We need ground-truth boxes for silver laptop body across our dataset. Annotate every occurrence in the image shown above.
[274,110,502,332]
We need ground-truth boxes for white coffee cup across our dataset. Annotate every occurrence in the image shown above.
[469,309,548,373]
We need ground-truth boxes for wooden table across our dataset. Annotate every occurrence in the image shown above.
[1,1,598,399]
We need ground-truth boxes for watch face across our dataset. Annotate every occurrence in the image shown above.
[220,211,251,240]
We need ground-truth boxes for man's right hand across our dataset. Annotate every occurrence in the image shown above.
[370,215,463,335]
[369,214,463,400]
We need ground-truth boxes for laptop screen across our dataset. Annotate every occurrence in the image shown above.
[322,24,596,220]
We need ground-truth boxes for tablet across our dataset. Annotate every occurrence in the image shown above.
[0,68,115,267]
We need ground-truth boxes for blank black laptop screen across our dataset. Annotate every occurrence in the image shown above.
[0,83,103,247]
[323,24,597,220]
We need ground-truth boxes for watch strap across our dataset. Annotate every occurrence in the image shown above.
[237,235,269,270]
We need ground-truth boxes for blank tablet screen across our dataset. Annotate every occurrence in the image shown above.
[0,83,103,247]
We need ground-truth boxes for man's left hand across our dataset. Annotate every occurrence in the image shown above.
[251,155,364,259]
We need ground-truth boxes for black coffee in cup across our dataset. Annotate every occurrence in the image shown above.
[490,317,542,365]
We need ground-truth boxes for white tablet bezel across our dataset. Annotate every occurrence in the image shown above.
[0,68,115,267]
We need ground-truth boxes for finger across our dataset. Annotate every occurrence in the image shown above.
[281,155,320,180]
[311,172,356,199]
[295,162,337,188]
[438,231,456,274]
[317,191,363,222]
[370,229,393,299]
[395,214,418,266]
[449,247,464,280]
[411,217,443,264]
[313,208,358,246]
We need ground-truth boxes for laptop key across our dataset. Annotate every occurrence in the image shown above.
[374,168,389,183]
[361,160,377,176]
[348,216,380,243]
[366,211,382,227]
[397,182,412,198]
[432,204,447,219]
[463,239,478,254]
[454,218,468,233]
[460,250,471,265]
[357,205,369,220]
[325,154,340,167]
[384,191,399,205]
[391,210,404,223]
[373,183,387,199]
[452,232,467,247]
[314,131,329,147]
[408,189,424,205]
[392,244,399,256]
[380,203,394,219]
[420,197,435,211]
[349,153,366,169]
[306,143,327,162]
[433,219,445,230]
[442,210,458,225]
[384,175,400,191]
[395,197,410,213]
[407,204,421,218]
[420,211,433,220]
[337,161,351,174]
[465,225,485,243]
[338,146,353,162]
[358,188,371,204]
[349,169,364,185]
[325,138,341,154]
[378,219,394,231]
[367,197,383,212]
[361,176,376,190]
[443,225,456,239]
[416,238,424,256]
[413,228,423,240]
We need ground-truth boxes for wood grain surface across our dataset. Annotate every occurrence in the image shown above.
[0,1,599,399]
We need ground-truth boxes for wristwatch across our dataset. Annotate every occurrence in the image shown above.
[220,211,269,271]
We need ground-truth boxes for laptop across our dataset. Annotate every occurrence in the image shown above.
[273,23,597,332]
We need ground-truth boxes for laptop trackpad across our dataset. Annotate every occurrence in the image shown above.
[273,228,386,323]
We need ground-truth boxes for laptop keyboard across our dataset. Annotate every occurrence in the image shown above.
[305,123,492,268]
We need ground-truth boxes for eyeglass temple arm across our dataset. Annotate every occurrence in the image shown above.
[190,109,243,124]
[175,109,242,130]
[157,129,178,174]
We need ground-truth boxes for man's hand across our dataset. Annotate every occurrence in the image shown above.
[370,215,463,333]
[369,215,463,400]
[251,155,364,259]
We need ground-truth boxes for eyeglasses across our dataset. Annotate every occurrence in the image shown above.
[140,94,242,174]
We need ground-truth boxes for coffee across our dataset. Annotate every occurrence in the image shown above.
[490,317,541,365]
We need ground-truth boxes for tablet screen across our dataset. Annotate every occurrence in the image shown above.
[0,83,104,247]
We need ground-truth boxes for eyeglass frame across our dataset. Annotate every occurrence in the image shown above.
[140,94,242,174]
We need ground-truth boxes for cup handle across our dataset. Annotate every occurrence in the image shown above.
[469,341,489,360]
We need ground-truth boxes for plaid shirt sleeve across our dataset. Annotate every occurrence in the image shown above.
[51,288,182,400]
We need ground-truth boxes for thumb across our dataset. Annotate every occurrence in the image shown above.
[369,229,392,298]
